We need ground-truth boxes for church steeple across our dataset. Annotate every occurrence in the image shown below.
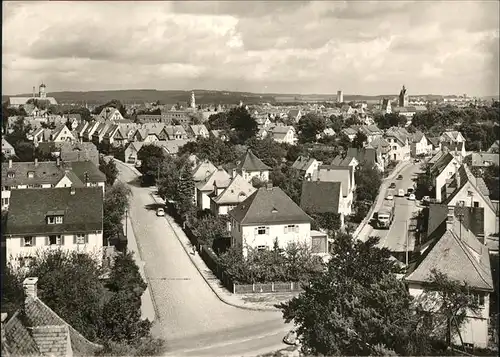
[190,91,196,109]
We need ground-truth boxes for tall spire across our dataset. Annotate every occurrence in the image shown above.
[190,91,196,109]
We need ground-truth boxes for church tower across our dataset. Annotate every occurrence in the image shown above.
[399,85,408,108]
[190,91,196,109]
[39,83,47,99]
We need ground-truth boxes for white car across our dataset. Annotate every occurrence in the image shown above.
[397,189,405,197]
[156,207,165,216]
[422,196,430,202]
[408,194,416,201]
[386,195,394,200]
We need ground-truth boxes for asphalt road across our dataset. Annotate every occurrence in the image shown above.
[116,162,290,356]
[357,162,423,254]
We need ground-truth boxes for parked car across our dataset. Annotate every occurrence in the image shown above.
[156,207,165,216]
[386,195,394,200]
[414,158,420,163]
[398,189,405,197]
[389,182,396,189]
[283,330,299,346]
[408,194,416,201]
[397,174,403,180]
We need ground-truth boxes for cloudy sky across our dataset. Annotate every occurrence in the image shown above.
[2,1,499,96]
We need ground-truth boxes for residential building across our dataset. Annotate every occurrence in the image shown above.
[2,277,103,355]
[410,131,432,157]
[441,164,498,237]
[161,111,193,126]
[125,142,144,163]
[311,165,355,215]
[441,141,467,160]
[345,147,382,171]
[470,152,499,168]
[91,123,113,145]
[164,125,188,140]
[384,127,411,162]
[196,167,231,210]
[291,156,321,179]
[342,127,358,141]
[331,154,359,170]
[192,159,218,183]
[430,152,461,202]
[427,137,442,153]
[233,149,270,183]
[98,107,124,121]
[2,138,16,158]
[300,181,345,227]
[367,137,391,169]
[4,187,104,268]
[268,125,297,145]
[406,208,493,348]
[228,185,327,258]
[210,174,256,216]
[381,98,392,114]
[154,139,191,155]
[440,130,466,145]
[73,121,89,141]
[188,124,209,139]
[7,83,58,108]
[59,142,99,167]
[287,109,302,123]
[1,159,106,209]
[357,125,384,143]
[487,140,499,153]
[101,124,128,147]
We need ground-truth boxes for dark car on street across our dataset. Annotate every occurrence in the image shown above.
[389,182,396,189]
[397,174,403,180]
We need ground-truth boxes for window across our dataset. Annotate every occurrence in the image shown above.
[7,172,14,178]
[75,234,87,244]
[257,245,267,251]
[3,186,9,191]
[471,292,485,306]
[47,216,63,224]
[1,198,9,206]
[473,201,479,208]
[23,236,34,247]
[284,225,299,233]
[392,146,397,150]
[48,235,62,245]
[27,184,34,189]
[257,226,267,235]
[27,171,34,178]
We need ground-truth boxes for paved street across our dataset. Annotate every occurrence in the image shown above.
[116,162,290,356]
[356,161,424,254]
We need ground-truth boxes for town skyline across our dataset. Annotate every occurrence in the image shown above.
[2,1,499,97]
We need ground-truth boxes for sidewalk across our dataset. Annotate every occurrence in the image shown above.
[123,215,157,322]
[149,192,282,312]
[353,160,413,239]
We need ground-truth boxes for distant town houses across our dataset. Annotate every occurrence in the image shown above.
[231,149,270,183]
[4,186,104,269]
[267,125,297,145]
[291,156,321,179]
[7,83,58,108]
[384,127,411,162]
[410,131,433,157]
[196,167,232,211]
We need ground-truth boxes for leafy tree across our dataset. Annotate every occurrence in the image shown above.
[226,107,258,144]
[13,141,36,162]
[278,234,420,356]
[375,113,407,130]
[355,163,382,202]
[175,156,196,219]
[207,112,230,131]
[93,100,127,118]
[69,107,92,122]
[156,155,180,201]
[246,137,287,167]
[270,166,303,205]
[178,136,237,166]
[103,182,132,241]
[297,113,326,143]
[310,212,342,233]
[352,131,367,149]
[137,144,165,186]
[99,157,119,186]
[328,115,344,132]
[190,215,229,249]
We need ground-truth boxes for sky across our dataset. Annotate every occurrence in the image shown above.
[2,1,499,97]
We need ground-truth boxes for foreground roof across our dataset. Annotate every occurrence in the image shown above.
[236,149,270,172]
[212,174,256,204]
[229,186,311,225]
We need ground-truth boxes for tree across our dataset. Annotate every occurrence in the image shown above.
[103,182,132,241]
[355,163,382,202]
[137,144,166,186]
[207,112,230,131]
[69,107,92,122]
[328,115,344,132]
[178,136,238,166]
[297,113,326,143]
[93,99,127,118]
[246,137,287,167]
[99,157,119,186]
[190,215,229,249]
[226,107,258,143]
[270,166,303,205]
[352,132,367,149]
[278,234,422,356]
[174,156,196,219]
[310,212,342,233]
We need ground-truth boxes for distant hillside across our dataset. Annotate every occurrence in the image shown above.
[4,88,486,106]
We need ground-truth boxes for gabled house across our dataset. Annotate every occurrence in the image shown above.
[188,124,209,139]
[405,208,493,348]
[233,149,270,183]
[440,130,466,144]
[430,152,460,202]
[268,125,297,145]
[342,127,358,141]
[441,141,466,160]
[164,125,188,140]
[358,125,383,143]
[98,107,124,121]
[196,167,231,210]
[487,140,499,153]
[367,137,391,168]
[2,277,103,356]
[228,185,328,258]
[470,152,499,168]
[155,139,191,156]
[287,109,302,123]
[291,156,321,179]
[311,165,355,215]
[50,124,75,143]
[210,130,228,141]
[441,164,497,237]
[427,137,442,152]
[300,180,345,226]
[91,123,113,145]
[82,121,101,142]
[192,159,218,183]
[210,174,256,216]
[2,138,16,158]
[102,125,128,147]
[331,155,359,169]
[345,147,382,171]
[125,142,144,164]
[410,131,432,157]
[59,142,99,167]
[73,121,89,141]
[384,127,411,162]
[31,128,52,143]
[4,187,104,267]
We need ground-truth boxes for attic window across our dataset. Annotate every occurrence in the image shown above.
[271,207,278,213]
[7,172,14,178]
[27,171,34,178]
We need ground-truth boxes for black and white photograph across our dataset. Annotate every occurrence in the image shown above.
[1,1,499,356]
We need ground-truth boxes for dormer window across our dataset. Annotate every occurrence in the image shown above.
[7,172,14,178]
[27,171,34,178]
[46,210,65,224]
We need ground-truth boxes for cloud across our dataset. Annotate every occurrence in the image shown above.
[2,0,498,96]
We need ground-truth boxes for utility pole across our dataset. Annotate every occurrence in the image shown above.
[125,209,128,239]
[405,221,409,266]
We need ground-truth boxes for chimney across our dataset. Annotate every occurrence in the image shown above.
[56,157,60,166]
[232,168,237,178]
[8,159,12,169]
[23,277,38,301]
[34,158,38,167]
[446,206,454,231]
[1,313,7,346]
[455,170,461,189]
[70,187,76,195]
[266,183,273,190]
